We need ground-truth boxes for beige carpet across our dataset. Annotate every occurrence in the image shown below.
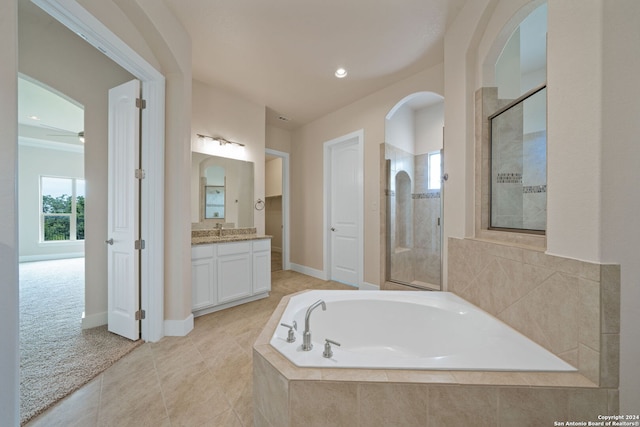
[19,258,141,425]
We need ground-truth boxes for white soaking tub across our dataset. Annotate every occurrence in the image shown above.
[270,290,576,371]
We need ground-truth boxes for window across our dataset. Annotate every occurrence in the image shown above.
[427,151,441,190]
[41,176,85,242]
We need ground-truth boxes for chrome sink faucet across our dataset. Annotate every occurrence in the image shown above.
[302,299,326,351]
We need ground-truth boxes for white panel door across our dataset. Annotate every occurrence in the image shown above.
[329,137,361,286]
[107,79,141,340]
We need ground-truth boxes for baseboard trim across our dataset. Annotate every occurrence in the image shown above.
[290,263,327,280]
[81,311,107,329]
[360,282,380,290]
[20,252,84,263]
[164,314,194,337]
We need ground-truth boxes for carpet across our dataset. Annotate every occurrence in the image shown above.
[19,258,142,425]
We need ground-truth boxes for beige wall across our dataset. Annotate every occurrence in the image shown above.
[447,0,639,412]
[18,1,134,322]
[191,79,266,234]
[290,64,443,284]
[20,0,194,325]
[600,0,640,412]
[78,0,193,324]
[266,125,292,153]
[0,0,19,422]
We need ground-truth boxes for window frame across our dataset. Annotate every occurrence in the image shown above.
[427,150,442,191]
[40,175,85,243]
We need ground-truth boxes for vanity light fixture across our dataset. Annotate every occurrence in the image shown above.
[197,133,245,148]
[335,68,348,78]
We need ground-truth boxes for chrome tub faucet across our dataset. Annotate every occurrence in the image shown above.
[302,299,326,351]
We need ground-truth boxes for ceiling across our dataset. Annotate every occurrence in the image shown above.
[164,0,467,129]
[18,76,84,145]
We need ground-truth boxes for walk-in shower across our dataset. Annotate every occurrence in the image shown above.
[383,92,444,290]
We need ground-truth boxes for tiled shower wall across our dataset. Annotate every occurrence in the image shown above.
[448,237,620,386]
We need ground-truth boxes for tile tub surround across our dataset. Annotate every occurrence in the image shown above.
[254,294,618,427]
[191,226,272,244]
[447,237,620,387]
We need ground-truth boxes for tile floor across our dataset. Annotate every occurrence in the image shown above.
[25,270,353,427]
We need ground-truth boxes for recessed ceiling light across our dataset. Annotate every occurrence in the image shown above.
[335,68,348,78]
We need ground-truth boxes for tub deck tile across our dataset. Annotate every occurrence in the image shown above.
[384,370,457,384]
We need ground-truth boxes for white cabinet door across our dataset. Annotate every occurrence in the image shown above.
[217,242,252,304]
[191,245,216,310]
[253,240,271,294]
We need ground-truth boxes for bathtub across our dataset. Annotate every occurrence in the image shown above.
[270,290,576,371]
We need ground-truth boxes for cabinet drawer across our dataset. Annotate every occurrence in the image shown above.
[191,244,215,260]
[217,241,252,256]
[253,239,271,252]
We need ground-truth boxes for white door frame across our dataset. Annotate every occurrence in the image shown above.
[265,148,291,270]
[323,129,364,287]
[34,0,165,342]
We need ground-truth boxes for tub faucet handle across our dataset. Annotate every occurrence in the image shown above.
[280,321,297,343]
[323,338,341,359]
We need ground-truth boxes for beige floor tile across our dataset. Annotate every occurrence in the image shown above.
[205,408,245,427]
[26,271,350,426]
[25,376,102,427]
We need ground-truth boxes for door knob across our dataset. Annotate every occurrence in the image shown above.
[330,227,336,231]
[105,238,114,245]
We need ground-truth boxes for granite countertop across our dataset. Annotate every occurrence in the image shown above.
[191,227,271,245]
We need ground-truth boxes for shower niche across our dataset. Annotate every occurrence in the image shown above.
[383,92,444,290]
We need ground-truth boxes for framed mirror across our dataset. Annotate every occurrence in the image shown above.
[191,152,254,227]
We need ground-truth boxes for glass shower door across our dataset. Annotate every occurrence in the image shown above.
[386,145,442,290]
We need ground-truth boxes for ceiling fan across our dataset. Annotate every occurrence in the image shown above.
[42,124,85,143]
[47,130,85,143]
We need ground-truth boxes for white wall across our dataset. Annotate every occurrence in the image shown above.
[414,101,444,155]
[191,79,267,234]
[385,104,415,153]
[495,27,521,99]
[0,0,19,422]
[18,143,85,261]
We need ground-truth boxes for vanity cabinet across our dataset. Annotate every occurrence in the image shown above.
[252,239,271,294]
[192,238,271,316]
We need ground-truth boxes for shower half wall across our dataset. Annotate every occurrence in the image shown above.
[384,143,441,289]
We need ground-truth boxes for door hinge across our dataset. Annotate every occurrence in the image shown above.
[135,309,146,320]
[135,239,146,250]
[136,98,146,109]
[135,169,146,179]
